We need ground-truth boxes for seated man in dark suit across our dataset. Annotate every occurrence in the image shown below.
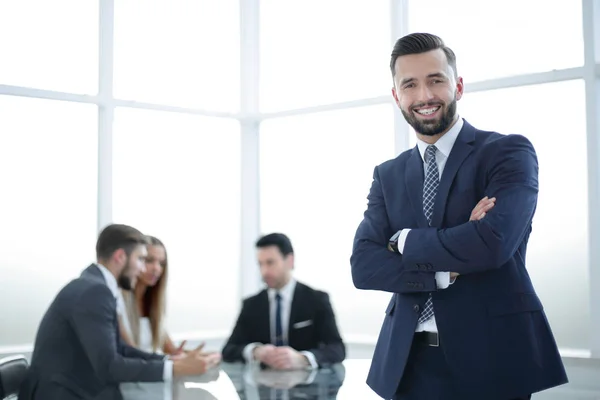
[19,224,215,400]
[222,233,346,369]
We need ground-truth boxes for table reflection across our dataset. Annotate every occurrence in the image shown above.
[122,359,379,400]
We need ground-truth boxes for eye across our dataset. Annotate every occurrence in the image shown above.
[403,83,414,89]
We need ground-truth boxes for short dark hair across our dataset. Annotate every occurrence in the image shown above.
[96,224,149,260]
[390,32,457,78]
[256,233,294,257]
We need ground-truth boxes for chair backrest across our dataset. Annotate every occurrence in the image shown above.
[0,355,28,399]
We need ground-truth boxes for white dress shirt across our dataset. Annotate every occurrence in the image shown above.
[243,278,318,369]
[96,264,173,381]
[395,117,464,333]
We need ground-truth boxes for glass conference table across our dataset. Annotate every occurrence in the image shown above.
[120,359,380,400]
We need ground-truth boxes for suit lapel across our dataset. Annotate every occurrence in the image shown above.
[257,291,271,344]
[288,283,302,345]
[431,122,476,227]
[405,147,430,228]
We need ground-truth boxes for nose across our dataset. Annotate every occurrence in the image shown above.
[150,262,161,274]
[417,84,435,102]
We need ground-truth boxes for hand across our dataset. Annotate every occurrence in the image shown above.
[173,342,209,377]
[470,196,496,221]
[266,346,309,370]
[203,352,222,369]
[168,340,188,360]
[175,340,187,355]
[169,352,186,361]
[253,344,277,363]
[450,272,459,279]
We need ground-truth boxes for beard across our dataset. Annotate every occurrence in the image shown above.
[401,97,457,136]
[117,256,134,291]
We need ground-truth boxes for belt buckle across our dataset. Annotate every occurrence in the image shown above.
[428,332,439,347]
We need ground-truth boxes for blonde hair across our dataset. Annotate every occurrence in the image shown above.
[122,236,168,352]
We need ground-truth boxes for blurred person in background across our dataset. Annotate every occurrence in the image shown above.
[222,233,346,369]
[118,235,221,364]
[19,224,216,400]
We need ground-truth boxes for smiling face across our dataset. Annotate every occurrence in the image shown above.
[392,48,464,140]
[138,244,166,287]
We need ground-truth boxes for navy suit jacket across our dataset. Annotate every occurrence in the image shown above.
[19,265,164,400]
[351,120,568,399]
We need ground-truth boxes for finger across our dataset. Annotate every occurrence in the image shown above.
[471,199,494,219]
[176,340,187,352]
[470,210,487,221]
[191,342,205,354]
[473,197,493,212]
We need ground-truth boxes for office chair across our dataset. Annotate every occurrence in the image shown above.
[0,355,28,399]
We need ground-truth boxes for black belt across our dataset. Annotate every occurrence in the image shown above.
[414,331,439,347]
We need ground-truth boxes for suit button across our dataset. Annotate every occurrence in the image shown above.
[413,304,420,312]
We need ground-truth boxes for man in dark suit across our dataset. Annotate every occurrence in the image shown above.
[350,33,568,400]
[19,224,214,400]
[222,233,346,369]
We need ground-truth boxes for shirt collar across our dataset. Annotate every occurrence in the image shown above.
[96,263,119,298]
[268,278,296,302]
[416,116,464,161]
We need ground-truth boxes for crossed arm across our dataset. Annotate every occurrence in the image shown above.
[350,134,538,293]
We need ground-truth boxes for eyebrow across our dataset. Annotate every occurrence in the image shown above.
[400,73,447,86]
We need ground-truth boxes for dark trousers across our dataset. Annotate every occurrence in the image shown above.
[395,336,531,400]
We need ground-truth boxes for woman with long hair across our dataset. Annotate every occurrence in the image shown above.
[118,236,187,356]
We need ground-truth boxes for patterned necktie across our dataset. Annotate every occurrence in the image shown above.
[418,145,439,324]
[274,292,284,346]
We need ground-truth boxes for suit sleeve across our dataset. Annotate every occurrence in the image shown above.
[221,300,253,363]
[402,134,538,275]
[71,284,164,383]
[118,336,164,361]
[307,292,346,366]
[350,164,437,293]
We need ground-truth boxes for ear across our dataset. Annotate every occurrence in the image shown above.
[286,254,295,270]
[113,248,127,264]
[455,76,464,101]
[391,86,401,108]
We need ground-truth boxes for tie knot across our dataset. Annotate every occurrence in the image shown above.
[275,292,282,301]
[425,145,437,162]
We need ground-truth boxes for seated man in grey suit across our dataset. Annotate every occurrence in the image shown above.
[19,224,216,400]
[222,233,346,369]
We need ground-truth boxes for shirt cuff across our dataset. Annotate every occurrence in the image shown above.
[163,359,173,381]
[243,343,261,363]
[300,351,318,369]
[435,272,451,289]
[397,229,410,254]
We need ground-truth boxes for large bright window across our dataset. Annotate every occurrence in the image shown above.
[0,0,98,94]
[260,0,391,112]
[408,0,583,82]
[113,0,240,112]
[457,80,589,350]
[0,96,98,346]
[112,108,241,335]
[260,104,395,339]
